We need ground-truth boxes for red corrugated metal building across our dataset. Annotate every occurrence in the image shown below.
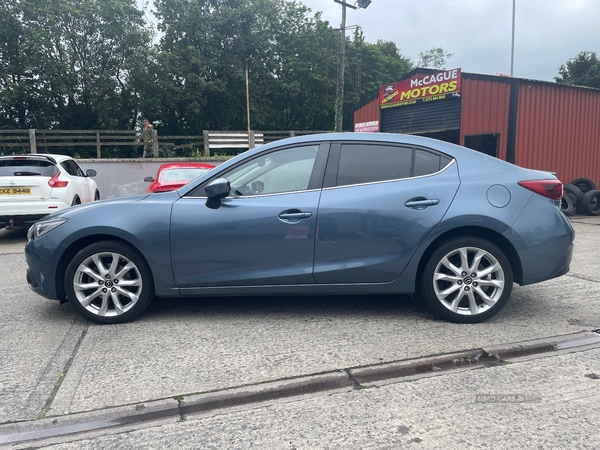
[353,68,600,185]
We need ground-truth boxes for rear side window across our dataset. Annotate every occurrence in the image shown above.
[61,159,85,177]
[335,144,454,187]
[0,160,58,177]
[337,144,412,186]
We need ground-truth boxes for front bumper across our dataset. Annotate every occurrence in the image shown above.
[24,236,63,301]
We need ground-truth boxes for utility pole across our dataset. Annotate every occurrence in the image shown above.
[337,3,346,132]
[333,0,371,132]
[246,65,254,148]
[510,0,516,76]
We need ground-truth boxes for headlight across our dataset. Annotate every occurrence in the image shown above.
[27,218,68,241]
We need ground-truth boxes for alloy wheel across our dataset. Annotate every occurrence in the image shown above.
[433,246,505,316]
[72,251,143,317]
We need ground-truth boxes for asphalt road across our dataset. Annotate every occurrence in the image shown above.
[0,215,599,448]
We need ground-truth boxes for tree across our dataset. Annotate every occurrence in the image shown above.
[152,0,338,133]
[555,51,600,89]
[0,0,45,128]
[0,0,426,135]
[417,47,454,69]
[0,0,153,130]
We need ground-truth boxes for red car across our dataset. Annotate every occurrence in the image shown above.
[144,163,216,193]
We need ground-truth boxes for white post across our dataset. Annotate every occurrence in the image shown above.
[29,129,37,154]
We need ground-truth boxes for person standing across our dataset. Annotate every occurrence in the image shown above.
[137,118,154,158]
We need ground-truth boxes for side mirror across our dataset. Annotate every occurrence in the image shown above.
[205,177,230,200]
[86,169,97,177]
[144,176,154,182]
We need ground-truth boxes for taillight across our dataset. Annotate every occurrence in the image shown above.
[518,180,563,200]
[48,171,69,188]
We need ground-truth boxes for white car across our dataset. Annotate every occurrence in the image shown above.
[0,154,99,229]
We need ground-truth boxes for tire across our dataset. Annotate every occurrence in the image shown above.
[71,196,81,206]
[563,183,583,207]
[419,237,513,323]
[64,241,155,324]
[94,190,100,201]
[560,193,576,216]
[581,189,600,216]
[569,177,597,194]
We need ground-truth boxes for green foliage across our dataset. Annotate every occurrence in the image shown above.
[418,47,454,70]
[0,0,152,129]
[556,51,600,89]
[188,148,204,158]
[0,0,448,135]
[152,0,338,133]
[342,33,413,129]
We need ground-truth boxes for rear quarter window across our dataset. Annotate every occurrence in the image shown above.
[413,149,442,177]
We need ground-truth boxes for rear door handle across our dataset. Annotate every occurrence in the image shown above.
[404,198,440,208]
[279,212,313,220]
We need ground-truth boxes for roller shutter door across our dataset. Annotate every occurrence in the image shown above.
[381,98,461,134]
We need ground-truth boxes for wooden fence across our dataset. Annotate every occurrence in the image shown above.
[0,129,331,158]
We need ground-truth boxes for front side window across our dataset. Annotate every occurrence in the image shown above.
[224,145,319,196]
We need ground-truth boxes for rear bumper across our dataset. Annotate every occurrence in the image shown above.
[0,214,48,227]
[0,201,70,227]
[507,199,575,286]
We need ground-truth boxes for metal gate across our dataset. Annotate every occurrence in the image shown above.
[381,98,461,134]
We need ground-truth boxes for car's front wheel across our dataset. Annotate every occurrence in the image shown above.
[419,237,513,323]
[64,241,154,324]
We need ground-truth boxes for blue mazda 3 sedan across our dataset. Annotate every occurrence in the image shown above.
[25,133,574,324]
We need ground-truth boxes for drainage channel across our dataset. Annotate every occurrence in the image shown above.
[2,330,600,448]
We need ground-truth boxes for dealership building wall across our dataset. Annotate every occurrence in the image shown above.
[353,68,600,185]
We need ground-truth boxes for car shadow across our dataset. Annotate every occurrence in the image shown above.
[142,294,429,322]
[0,227,28,242]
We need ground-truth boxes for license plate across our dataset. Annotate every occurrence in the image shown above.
[0,187,31,195]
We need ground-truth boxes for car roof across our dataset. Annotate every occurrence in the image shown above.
[0,154,72,164]
[223,132,502,167]
[198,132,553,185]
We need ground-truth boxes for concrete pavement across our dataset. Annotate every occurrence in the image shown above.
[0,215,598,447]
[11,346,600,449]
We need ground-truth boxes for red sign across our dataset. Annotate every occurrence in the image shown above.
[354,121,380,132]
[380,69,461,109]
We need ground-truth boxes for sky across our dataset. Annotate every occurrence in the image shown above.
[296,0,599,82]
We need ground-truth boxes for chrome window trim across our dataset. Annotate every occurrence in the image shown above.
[325,158,456,191]
[183,187,323,200]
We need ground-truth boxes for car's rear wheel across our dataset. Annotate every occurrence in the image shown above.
[71,196,81,206]
[64,241,154,324]
[419,237,513,323]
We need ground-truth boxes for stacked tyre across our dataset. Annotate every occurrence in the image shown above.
[561,178,600,216]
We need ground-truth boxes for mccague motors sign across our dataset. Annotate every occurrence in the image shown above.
[380,69,461,109]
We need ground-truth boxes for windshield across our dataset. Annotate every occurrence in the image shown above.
[159,167,210,182]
